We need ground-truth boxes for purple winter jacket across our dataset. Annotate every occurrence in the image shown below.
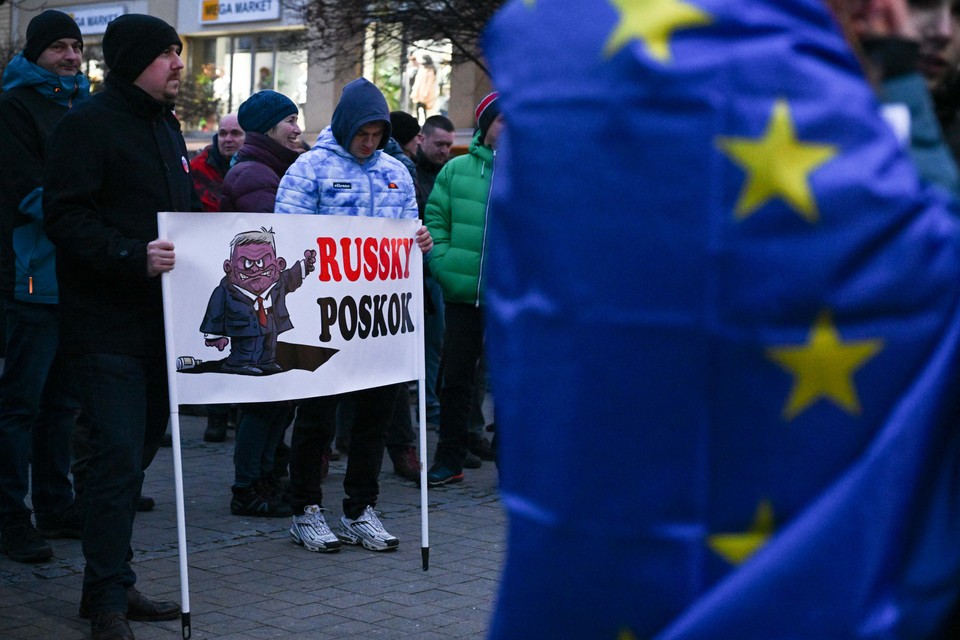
[219,132,301,213]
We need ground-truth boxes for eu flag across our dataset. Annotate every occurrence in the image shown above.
[482,0,960,637]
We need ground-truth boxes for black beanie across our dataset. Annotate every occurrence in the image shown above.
[102,14,181,83]
[24,10,82,63]
[389,111,421,146]
[475,92,501,145]
[238,90,299,134]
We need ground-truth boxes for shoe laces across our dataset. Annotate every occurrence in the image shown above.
[356,506,386,532]
[303,505,333,533]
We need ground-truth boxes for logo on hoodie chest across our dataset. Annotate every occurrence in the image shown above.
[333,182,352,190]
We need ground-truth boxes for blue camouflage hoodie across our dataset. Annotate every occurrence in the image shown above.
[0,54,90,303]
[274,78,418,220]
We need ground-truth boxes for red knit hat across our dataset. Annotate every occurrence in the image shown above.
[475,92,501,143]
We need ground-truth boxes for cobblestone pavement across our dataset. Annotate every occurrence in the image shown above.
[0,411,504,639]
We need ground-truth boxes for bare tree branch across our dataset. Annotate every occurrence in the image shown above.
[283,0,505,76]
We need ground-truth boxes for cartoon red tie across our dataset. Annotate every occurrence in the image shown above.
[256,296,267,327]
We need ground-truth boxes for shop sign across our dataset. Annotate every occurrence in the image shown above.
[201,0,281,24]
[62,5,126,35]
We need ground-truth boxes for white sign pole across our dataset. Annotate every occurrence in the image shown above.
[158,212,192,639]
[417,263,430,570]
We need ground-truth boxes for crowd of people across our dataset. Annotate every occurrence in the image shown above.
[0,9,499,640]
[8,0,960,637]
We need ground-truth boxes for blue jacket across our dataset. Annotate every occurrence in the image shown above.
[880,72,960,197]
[0,54,89,303]
[274,78,417,220]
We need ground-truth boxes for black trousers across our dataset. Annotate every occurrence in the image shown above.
[289,384,399,518]
[435,303,484,472]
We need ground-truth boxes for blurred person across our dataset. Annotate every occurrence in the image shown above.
[275,78,433,553]
[830,0,960,192]
[424,93,503,487]
[906,0,960,91]
[381,109,425,482]
[190,112,244,213]
[411,54,438,121]
[217,90,304,519]
[190,113,246,445]
[416,115,456,206]
[415,114,456,432]
[390,109,422,160]
[43,14,195,639]
[0,9,88,564]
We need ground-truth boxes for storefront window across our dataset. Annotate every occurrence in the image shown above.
[187,33,307,132]
[362,24,451,124]
[406,40,452,122]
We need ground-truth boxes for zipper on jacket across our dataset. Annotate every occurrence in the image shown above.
[476,150,495,307]
[365,162,376,217]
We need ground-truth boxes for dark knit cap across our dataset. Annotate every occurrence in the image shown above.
[475,92,501,144]
[238,90,299,134]
[24,10,82,63]
[102,14,181,83]
[389,111,421,146]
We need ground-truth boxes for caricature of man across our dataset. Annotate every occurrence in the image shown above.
[201,228,316,375]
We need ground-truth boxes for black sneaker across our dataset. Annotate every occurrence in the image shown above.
[230,485,292,518]
[36,504,83,539]
[203,415,227,442]
[463,451,482,469]
[469,435,496,461]
[0,512,53,563]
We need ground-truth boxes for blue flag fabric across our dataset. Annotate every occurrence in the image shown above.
[482,0,960,637]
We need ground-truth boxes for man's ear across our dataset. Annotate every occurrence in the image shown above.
[223,260,231,274]
[277,257,287,271]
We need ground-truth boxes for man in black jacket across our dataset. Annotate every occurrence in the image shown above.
[43,14,198,640]
[0,10,87,565]
[414,114,456,432]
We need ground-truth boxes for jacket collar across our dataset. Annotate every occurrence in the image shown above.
[1,54,90,106]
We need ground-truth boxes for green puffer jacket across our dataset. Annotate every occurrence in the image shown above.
[425,130,494,306]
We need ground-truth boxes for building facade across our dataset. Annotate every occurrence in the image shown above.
[5,0,489,141]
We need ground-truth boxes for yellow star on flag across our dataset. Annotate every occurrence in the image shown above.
[766,311,883,420]
[717,99,837,222]
[618,629,638,640]
[708,500,775,565]
[603,0,713,62]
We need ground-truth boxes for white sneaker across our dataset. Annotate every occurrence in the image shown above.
[338,505,399,551]
[290,505,341,553]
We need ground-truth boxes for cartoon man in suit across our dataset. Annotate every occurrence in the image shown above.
[201,228,317,375]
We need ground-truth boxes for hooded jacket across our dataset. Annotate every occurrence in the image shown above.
[43,74,200,356]
[275,78,417,220]
[424,130,495,306]
[220,132,300,213]
[0,53,89,303]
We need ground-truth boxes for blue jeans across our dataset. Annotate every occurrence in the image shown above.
[0,299,76,522]
[72,352,169,614]
[423,274,444,423]
[233,402,292,488]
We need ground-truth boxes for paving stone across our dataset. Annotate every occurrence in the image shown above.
[0,412,504,639]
